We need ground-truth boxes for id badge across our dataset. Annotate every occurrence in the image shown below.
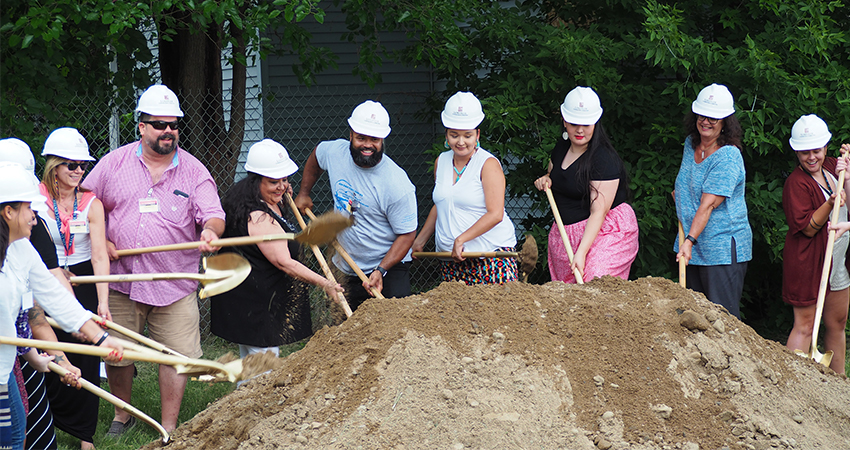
[139,198,159,213]
[69,219,89,234]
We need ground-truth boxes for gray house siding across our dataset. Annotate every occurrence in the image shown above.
[260,3,437,227]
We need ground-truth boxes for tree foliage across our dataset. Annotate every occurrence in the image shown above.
[1,0,333,189]
[340,0,850,337]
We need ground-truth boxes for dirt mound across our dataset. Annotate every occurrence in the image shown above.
[143,277,850,449]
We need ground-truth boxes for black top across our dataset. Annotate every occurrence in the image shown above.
[31,215,59,269]
[550,138,629,225]
[209,207,312,347]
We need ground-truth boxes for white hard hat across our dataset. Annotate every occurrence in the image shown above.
[441,91,485,129]
[136,85,184,117]
[347,100,391,138]
[0,138,36,173]
[42,127,95,161]
[0,162,48,209]
[692,83,735,119]
[560,87,603,125]
[789,114,831,151]
[244,139,299,179]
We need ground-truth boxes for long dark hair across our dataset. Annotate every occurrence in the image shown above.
[221,173,295,230]
[570,122,631,203]
[684,112,744,150]
[0,202,21,270]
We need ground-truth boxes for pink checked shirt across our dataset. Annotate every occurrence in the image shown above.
[82,141,225,306]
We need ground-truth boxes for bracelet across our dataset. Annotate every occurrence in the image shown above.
[94,331,109,346]
[811,216,825,229]
[685,235,698,246]
[374,266,388,277]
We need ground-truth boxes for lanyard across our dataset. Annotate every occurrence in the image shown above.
[52,188,78,266]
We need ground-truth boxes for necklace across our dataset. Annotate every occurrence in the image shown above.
[453,152,474,183]
[266,202,299,232]
[699,143,716,160]
[810,168,834,196]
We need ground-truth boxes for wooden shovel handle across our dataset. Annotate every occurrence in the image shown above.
[115,233,295,257]
[811,167,846,360]
[304,208,386,299]
[412,251,518,258]
[677,220,687,288]
[48,362,170,443]
[0,336,233,380]
[69,272,206,284]
[544,187,584,284]
[46,315,187,358]
[285,194,353,318]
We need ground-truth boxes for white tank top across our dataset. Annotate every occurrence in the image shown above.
[433,148,516,253]
[38,193,96,267]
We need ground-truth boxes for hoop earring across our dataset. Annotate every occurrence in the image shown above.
[444,140,450,149]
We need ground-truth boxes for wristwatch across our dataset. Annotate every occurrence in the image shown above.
[685,235,698,246]
[374,266,388,277]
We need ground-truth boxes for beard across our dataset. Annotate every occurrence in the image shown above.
[349,142,384,168]
[148,133,178,155]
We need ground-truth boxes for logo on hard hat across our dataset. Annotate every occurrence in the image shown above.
[278,153,284,158]
[802,127,812,136]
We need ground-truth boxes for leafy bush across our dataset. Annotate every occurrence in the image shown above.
[342,0,850,340]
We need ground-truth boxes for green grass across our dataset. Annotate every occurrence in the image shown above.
[55,337,307,450]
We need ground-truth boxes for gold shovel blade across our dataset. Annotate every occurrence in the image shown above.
[296,211,353,246]
[794,348,834,368]
[198,253,252,299]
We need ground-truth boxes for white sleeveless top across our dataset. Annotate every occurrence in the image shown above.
[433,148,516,254]
[38,193,96,267]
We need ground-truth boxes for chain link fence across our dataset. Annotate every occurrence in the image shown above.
[29,87,539,340]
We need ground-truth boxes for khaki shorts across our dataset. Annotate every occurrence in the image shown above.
[105,290,202,367]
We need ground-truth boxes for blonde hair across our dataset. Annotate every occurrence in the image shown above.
[41,155,90,200]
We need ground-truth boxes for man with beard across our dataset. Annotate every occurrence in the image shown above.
[81,84,225,436]
[295,100,417,311]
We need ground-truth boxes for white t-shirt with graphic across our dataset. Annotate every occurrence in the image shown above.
[315,139,417,275]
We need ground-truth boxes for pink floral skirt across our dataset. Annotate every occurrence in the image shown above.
[548,203,639,283]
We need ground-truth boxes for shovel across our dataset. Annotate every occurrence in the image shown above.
[46,315,188,359]
[677,219,687,288]
[285,193,353,318]
[115,211,353,257]
[48,362,170,444]
[518,234,539,282]
[412,251,518,258]
[304,208,385,299]
[68,253,251,299]
[0,336,243,382]
[544,187,584,284]
[794,168,845,367]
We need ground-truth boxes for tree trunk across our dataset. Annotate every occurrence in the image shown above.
[157,13,237,193]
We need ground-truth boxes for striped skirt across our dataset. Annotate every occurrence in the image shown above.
[20,358,57,450]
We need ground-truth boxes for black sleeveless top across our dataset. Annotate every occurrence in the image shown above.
[549,138,629,224]
[210,206,312,347]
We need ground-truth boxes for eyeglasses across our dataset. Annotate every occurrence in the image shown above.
[696,115,719,125]
[59,161,89,171]
[143,120,179,131]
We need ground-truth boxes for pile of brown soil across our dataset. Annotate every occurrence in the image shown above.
[143,277,850,449]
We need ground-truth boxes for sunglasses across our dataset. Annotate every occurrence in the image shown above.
[143,120,179,131]
[696,115,719,125]
[59,161,89,171]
